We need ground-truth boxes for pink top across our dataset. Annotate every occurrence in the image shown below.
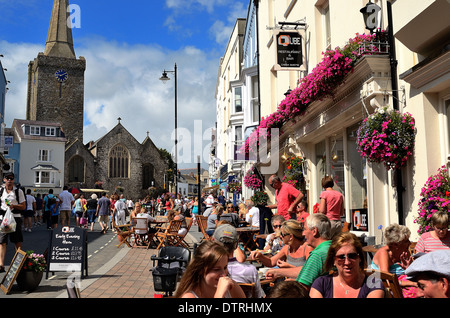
[415,231,450,254]
[320,190,343,221]
[276,183,300,220]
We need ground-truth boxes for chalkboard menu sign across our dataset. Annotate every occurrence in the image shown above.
[46,226,88,278]
[0,249,27,294]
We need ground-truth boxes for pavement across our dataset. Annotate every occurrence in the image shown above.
[0,221,203,299]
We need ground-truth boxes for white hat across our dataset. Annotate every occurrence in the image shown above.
[405,250,450,281]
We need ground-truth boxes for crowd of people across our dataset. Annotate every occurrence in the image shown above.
[173,174,450,299]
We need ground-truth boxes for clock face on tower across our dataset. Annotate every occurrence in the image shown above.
[55,69,68,83]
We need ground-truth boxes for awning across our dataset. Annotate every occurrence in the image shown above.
[202,184,219,192]
[31,164,60,171]
[80,189,110,193]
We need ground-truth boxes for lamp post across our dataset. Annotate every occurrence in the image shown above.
[360,0,404,225]
[160,63,178,195]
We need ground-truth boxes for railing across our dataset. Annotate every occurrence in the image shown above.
[359,41,390,56]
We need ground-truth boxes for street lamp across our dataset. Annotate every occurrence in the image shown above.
[160,63,178,195]
[360,0,381,34]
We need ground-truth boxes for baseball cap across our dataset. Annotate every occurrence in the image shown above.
[213,224,238,243]
[405,250,450,281]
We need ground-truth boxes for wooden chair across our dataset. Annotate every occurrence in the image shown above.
[132,217,154,249]
[197,215,210,242]
[238,283,256,298]
[174,217,193,248]
[112,218,132,248]
[365,269,403,298]
[154,219,183,250]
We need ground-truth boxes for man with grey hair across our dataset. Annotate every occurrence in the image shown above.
[296,213,332,291]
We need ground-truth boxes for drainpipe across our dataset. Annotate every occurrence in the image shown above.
[387,1,404,225]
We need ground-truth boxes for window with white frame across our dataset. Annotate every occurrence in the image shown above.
[446,99,450,155]
[45,127,56,136]
[38,149,52,162]
[30,126,40,136]
[322,1,331,50]
[251,76,259,123]
[35,171,54,185]
[234,87,242,113]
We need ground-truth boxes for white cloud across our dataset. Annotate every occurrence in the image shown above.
[1,39,219,166]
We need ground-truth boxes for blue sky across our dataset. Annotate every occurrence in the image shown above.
[0,0,248,167]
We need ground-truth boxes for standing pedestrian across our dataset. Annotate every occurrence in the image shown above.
[266,175,304,220]
[96,192,111,234]
[0,172,26,272]
[58,186,74,227]
[35,193,43,225]
[24,189,36,232]
[318,176,344,240]
[43,190,58,229]
[114,196,127,226]
[73,194,84,227]
[86,194,98,231]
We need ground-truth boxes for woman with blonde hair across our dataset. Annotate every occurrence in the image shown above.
[251,219,313,279]
[174,240,245,298]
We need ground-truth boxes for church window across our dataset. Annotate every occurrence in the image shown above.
[69,156,85,183]
[142,164,154,189]
[109,145,130,179]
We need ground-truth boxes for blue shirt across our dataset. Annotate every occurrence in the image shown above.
[97,197,111,216]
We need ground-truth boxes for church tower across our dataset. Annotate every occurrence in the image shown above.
[26,0,86,143]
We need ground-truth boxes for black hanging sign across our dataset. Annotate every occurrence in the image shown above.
[274,30,306,71]
[46,226,88,278]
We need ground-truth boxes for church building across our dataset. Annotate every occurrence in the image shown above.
[25,0,168,200]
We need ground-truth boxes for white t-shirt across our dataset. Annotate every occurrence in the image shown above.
[58,190,74,210]
[1,186,26,217]
[26,194,36,211]
[246,206,260,227]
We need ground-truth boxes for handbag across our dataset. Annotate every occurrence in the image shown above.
[0,207,17,233]
[80,216,88,225]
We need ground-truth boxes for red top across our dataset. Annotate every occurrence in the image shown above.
[276,183,300,220]
[320,190,343,220]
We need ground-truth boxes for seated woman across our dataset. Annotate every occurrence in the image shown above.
[174,240,245,298]
[310,232,385,298]
[206,205,224,236]
[415,211,450,254]
[371,223,418,297]
[167,209,188,236]
[250,219,313,280]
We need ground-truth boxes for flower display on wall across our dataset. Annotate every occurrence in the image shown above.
[414,166,450,234]
[239,32,389,157]
[244,165,263,190]
[282,156,304,190]
[226,180,242,194]
[356,106,416,170]
[251,191,269,206]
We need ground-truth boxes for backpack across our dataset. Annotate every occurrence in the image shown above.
[46,195,57,210]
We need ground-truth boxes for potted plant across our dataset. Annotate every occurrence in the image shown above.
[16,251,46,292]
[244,166,263,190]
[356,106,416,170]
[226,180,242,194]
[282,156,304,190]
[414,166,450,235]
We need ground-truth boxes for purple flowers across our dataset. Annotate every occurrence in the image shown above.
[240,32,388,157]
[244,166,263,190]
[414,166,450,234]
[356,107,416,170]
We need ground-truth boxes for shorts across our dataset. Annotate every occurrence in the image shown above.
[98,215,109,223]
[36,209,43,217]
[0,217,23,245]
[51,215,59,225]
[24,210,34,218]
[60,210,70,221]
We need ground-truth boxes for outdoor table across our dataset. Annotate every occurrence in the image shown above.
[363,245,380,263]
[236,226,260,252]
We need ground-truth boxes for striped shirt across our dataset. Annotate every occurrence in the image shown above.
[415,232,450,254]
[296,240,331,287]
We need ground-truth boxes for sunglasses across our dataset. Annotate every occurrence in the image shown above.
[335,253,359,262]
[272,225,281,229]
[5,177,14,181]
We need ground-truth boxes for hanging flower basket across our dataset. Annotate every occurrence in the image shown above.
[356,106,416,170]
[226,180,242,194]
[244,166,263,190]
[414,166,450,235]
[282,156,304,190]
[251,191,269,206]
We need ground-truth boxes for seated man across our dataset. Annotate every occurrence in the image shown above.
[405,249,450,298]
[213,224,265,298]
[135,207,156,245]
